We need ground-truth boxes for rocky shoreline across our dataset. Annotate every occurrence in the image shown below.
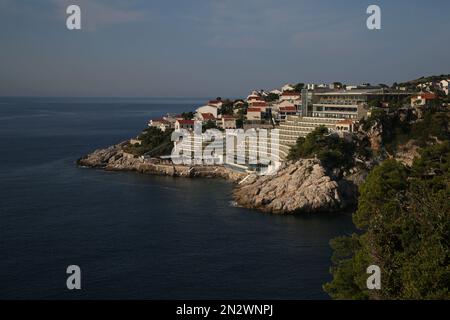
[77,142,364,214]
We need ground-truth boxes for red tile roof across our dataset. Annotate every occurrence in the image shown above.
[152,118,170,124]
[251,101,267,107]
[421,92,437,100]
[279,106,297,112]
[221,115,237,119]
[177,119,195,125]
[281,92,301,96]
[247,107,262,112]
[201,113,216,120]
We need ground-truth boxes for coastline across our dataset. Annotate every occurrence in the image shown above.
[77,142,362,214]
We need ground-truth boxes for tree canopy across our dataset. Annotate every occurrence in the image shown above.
[324,142,450,299]
[287,126,355,170]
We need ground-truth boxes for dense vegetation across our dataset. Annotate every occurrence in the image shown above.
[123,127,174,157]
[361,108,449,153]
[324,142,450,299]
[287,126,356,170]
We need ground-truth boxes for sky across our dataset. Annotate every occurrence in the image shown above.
[0,0,449,98]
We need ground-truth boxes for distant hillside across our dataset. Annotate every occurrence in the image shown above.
[398,74,450,86]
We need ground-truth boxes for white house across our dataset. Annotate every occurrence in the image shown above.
[220,115,237,129]
[277,106,297,121]
[246,107,262,121]
[196,105,218,118]
[411,92,437,107]
[279,91,301,102]
[273,100,298,112]
[281,84,295,92]
[270,89,282,95]
[148,118,171,132]
[246,91,262,102]
[335,119,355,132]
[440,80,449,95]
[208,99,223,108]
[248,99,267,109]
[197,112,216,122]
[175,119,196,131]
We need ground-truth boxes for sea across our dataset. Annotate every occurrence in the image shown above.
[0,97,354,299]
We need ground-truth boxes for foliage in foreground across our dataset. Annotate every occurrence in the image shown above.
[324,142,450,299]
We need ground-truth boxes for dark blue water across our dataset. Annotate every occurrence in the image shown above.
[0,97,354,299]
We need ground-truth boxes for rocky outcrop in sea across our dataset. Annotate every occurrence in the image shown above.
[78,143,364,214]
[77,142,246,182]
[233,159,362,214]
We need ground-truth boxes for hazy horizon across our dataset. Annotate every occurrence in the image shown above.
[1,0,449,98]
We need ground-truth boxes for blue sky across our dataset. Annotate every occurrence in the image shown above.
[1,0,449,97]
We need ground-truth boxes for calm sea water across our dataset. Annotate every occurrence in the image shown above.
[0,97,354,299]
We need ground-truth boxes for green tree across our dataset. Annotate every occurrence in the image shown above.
[288,126,355,170]
[324,142,450,300]
[182,111,194,120]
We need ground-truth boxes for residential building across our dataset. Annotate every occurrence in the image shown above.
[220,115,237,129]
[196,105,219,118]
[411,92,437,107]
[281,84,295,92]
[277,106,297,121]
[250,101,268,111]
[197,112,216,122]
[440,80,449,95]
[175,119,196,131]
[208,99,223,108]
[279,91,301,102]
[148,118,172,132]
[270,89,282,95]
[335,119,355,132]
[246,107,262,121]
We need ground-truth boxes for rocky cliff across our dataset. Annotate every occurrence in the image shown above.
[77,142,245,182]
[78,144,361,214]
[233,159,360,214]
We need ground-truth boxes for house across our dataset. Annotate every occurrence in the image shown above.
[270,89,282,95]
[411,92,437,107]
[220,115,237,129]
[208,99,223,108]
[197,112,216,122]
[274,100,297,110]
[196,105,218,118]
[279,91,301,102]
[175,119,196,131]
[246,107,262,121]
[277,106,297,121]
[148,118,172,132]
[249,101,268,111]
[439,80,449,95]
[246,93,262,103]
[335,119,355,132]
[281,84,295,92]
